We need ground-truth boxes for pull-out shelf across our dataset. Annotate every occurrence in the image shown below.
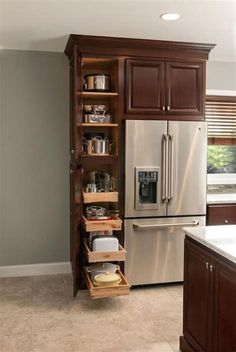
[83,192,118,203]
[83,239,126,263]
[84,267,130,299]
[82,215,122,232]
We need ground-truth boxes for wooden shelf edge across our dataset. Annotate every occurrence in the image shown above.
[80,91,119,96]
[84,267,130,299]
[83,191,119,203]
[82,215,122,232]
[83,239,126,263]
[82,123,119,127]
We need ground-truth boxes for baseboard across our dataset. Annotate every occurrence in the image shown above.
[0,262,72,278]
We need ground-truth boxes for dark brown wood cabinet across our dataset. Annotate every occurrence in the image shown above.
[165,62,203,117]
[126,59,165,115]
[207,204,236,225]
[65,35,214,296]
[180,237,236,352]
[212,257,236,352]
[126,59,204,120]
[183,240,212,352]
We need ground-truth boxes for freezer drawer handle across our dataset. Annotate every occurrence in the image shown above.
[133,220,199,230]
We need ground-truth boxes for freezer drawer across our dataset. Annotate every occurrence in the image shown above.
[124,216,205,286]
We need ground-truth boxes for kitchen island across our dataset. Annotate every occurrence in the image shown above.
[180,225,236,352]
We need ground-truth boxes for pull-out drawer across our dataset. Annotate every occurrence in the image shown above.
[82,216,122,232]
[83,239,126,263]
[84,268,130,299]
[207,204,236,225]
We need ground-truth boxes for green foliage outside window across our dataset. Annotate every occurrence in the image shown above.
[208,146,236,174]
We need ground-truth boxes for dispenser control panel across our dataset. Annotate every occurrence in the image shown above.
[135,167,160,210]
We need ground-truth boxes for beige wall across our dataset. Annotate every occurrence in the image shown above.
[0,49,235,267]
[0,50,70,265]
[207,60,236,91]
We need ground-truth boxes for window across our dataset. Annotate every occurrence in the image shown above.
[206,96,236,184]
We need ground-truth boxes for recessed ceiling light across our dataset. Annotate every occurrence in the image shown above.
[160,13,180,21]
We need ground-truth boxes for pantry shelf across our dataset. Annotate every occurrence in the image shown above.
[80,92,119,98]
[83,191,119,203]
[83,239,126,263]
[82,215,122,232]
[81,123,119,127]
[84,267,130,299]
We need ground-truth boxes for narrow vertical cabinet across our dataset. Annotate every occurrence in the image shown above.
[65,43,130,298]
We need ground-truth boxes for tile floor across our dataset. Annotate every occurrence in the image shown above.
[0,274,183,352]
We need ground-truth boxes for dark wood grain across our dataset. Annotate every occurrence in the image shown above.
[182,236,236,352]
[207,204,236,225]
[183,239,212,352]
[125,59,165,114]
[165,62,204,118]
[65,34,215,61]
[212,257,236,352]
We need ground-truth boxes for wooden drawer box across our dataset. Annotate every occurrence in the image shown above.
[82,215,122,232]
[207,204,236,225]
[83,239,126,263]
[84,268,130,299]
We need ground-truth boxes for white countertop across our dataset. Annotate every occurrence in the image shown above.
[207,193,236,204]
[183,225,236,264]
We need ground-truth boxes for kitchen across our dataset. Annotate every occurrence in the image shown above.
[0,1,236,352]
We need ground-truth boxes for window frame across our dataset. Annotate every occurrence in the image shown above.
[206,95,236,185]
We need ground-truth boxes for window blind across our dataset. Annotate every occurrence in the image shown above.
[205,96,236,139]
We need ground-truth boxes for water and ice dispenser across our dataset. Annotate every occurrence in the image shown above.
[135,167,159,210]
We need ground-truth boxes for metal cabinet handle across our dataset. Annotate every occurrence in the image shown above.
[162,106,165,111]
[70,148,75,155]
[209,265,215,272]
[206,262,209,270]
[167,106,170,111]
[133,219,199,230]
[224,220,229,224]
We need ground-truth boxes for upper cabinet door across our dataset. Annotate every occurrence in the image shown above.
[126,59,165,115]
[165,62,204,119]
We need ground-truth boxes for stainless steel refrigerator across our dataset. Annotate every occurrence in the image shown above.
[124,120,207,286]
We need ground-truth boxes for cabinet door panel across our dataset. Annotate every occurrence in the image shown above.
[183,238,211,352]
[213,259,236,352]
[207,204,236,225]
[126,59,165,114]
[166,62,204,118]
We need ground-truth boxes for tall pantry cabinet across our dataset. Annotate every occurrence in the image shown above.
[65,35,214,297]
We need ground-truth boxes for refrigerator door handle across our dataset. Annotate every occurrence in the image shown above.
[133,219,200,230]
[162,134,169,202]
[168,134,174,202]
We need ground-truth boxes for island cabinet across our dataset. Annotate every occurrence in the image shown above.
[207,204,236,225]
[126,59,204,120]
[180,237,236,352]
[65,34,214,297]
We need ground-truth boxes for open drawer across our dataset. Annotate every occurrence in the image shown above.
[83,192,119,203]
[84,267,130,299]
[82,215,122,232]
[83,239,126,263]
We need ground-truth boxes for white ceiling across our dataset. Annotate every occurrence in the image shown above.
[0,0,236,62]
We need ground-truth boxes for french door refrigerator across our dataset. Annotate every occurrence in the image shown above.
[124,120,207,286]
